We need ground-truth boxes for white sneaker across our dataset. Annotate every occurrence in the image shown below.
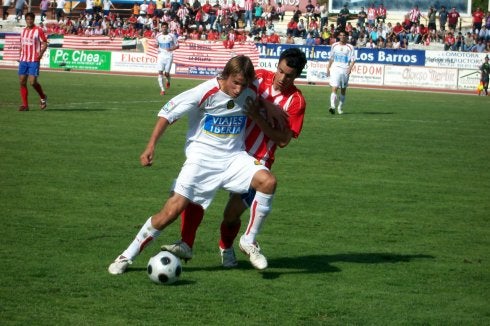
[161,240,193,260]
[108,255,132,275]
[337,106,343,114]
[220,247,238,268]
[239,235,268,270]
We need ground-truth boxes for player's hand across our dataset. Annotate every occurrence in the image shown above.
[244,96,260,119]
[140,148,154,166]
[266,104,289,131]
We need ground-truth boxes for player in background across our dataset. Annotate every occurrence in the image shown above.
[108,55,279,275]
[155,21,179,96]
[479,56,489,96]
[326,31,355,115]
[18,12,48,111]
[162,48,308,270]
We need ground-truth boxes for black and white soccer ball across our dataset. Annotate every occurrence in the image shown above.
[147,251,182,285]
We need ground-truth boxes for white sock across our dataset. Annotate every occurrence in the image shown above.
[330,93,337,108]
[158,75,164,90]
[339,94,345,106]
[242,192,274,244]
[122,216,161,260]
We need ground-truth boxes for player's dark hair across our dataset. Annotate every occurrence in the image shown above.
[221,55,256,85]
[279,48,307,78]
[25,12,35,20]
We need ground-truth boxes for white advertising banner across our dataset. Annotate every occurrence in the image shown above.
[458,69,483,91]
[425,51,487,70]
[349,64,384,86]
[306,60,329,83]
[110,52,158,74]
[306,62,384,86]
[384,66,458,90]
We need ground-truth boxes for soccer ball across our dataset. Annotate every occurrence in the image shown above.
[147,251,182,285]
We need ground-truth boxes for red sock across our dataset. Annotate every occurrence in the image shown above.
[32,82,45,99]
[219,220,241,249]
[20,85,28,107]
[180,202,204,248]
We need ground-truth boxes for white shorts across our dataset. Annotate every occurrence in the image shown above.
[172,151,268,209]
[329,69,349,88]
[156,55,172,73]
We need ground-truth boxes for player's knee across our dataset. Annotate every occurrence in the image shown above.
[254,170,276,194]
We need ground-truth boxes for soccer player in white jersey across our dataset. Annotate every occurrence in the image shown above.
[162,48,308,270]
[108,55,278,275]
[326,31,355,115]
[18,12,48,111]
[155,21,179,96]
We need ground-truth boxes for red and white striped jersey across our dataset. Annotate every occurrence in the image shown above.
[367,8,376,21]
[246,69,306,169]
[19,26,47,62]
[243,0,253,11]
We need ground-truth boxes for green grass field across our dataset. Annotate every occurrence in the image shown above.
[0,68,489,325]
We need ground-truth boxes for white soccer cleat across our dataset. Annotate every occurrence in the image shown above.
[239,235,268,270]
[108,255,132,275]
[161,240,193,260]
[337,106,343,114]
[220,247,238,268]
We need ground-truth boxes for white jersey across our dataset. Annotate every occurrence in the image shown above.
[158,77,257,160]
[156,32,178,58]
[56,0,66,9]
[329,41,355,72]
[103,0,112,10]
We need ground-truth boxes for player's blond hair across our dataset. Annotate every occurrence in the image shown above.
[220,55,256,86]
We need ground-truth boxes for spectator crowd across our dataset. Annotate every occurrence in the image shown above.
[303,3,490,53]
[3,0,490,52]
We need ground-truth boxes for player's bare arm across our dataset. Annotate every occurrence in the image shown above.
[326,57,333,76]
[347,60,355,75]
[140,117,170,166]
[39,41,48,61]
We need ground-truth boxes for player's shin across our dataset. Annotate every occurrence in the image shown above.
[32,82,45,98]
[242,192,273,244]
[122,216,161,260]
[180,203,204,248]
[339,94,345,105]
[20,85,28,106]
[158,75,164,90]
[330,92,337,108]
[219,220,241,249]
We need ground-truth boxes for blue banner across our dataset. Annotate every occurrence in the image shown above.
[255,44,427,66]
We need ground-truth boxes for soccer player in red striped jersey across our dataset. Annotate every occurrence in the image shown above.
[18,12,48,111]
[162,48,307,270]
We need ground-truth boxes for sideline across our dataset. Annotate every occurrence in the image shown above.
[0,65,476,96]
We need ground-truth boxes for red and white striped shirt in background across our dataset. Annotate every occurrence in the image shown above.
[19,26,48,62]
[243,0,253,11]
[177,6,189,23]
[367,7,376,21]
[409,8,421,23]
